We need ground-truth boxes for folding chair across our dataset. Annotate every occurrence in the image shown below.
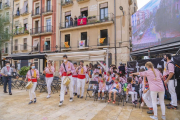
[85,81,99,100]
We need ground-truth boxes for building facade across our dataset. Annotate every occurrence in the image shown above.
[56,0,137,67]
[0,0,13,58]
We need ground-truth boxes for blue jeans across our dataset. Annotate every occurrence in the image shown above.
[3,76,12,93]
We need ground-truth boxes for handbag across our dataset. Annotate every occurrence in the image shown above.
[25,70,33,89]
[62,63,71,86]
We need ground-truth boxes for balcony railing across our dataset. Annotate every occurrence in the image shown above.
[43,44,51,51]
[31,9,41,17]
[61,0,73,7]
[14,27,29,35]
[14,10,20,17]
[21,8,29,15]
[42,6,53,14]
[3,2,10,9]
[61,42,71,50]
[77,40,89,49]
[97,37,110,46]
[4,16,11,23]
[60,13,113,29]
[32,45,39,52]
[14,45,19,51]
[30,26,53,35]
[76,0,90,3]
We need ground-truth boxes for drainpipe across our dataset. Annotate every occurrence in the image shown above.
[59,1,62,52]
[11,0,14,54]
[114,0,117,65]
[39,0,42,53]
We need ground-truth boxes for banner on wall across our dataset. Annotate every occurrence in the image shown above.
[77,18,87,26]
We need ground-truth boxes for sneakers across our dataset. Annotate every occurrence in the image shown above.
[4,91,8,93]
[133,100,138,104]
[9,93,12,95]
[150,116,158,120]
[80,96,83,99]
[74,93,77,96]
[59,101,63,106]
[69,98,73,102]
[113,100,116,104]
[141,102,144,107]
[46,95,51,99]
[167,105,177,110]
[77,95,80,98]
[28,101,33,104]
[166,103,171,106]
[161,116,166,120]
[34,98,36,103]
[102,97,105,100]
[147,110,153,114]
[98,97,101,100]
[108,99,111,103]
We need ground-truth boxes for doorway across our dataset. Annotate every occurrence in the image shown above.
[35,21,39,33]
[81,32,87,47]
[100,29,108,46]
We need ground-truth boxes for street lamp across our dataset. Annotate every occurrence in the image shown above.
[119,6,124,16]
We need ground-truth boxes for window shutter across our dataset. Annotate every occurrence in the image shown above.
[65,11,71,16]
[100,2,108,8]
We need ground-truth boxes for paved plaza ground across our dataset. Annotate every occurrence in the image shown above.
[0,85,180,120]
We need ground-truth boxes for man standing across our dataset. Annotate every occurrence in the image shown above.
[59,55,75,106]
[164,54,177,109]
[76,60,87,98]
[1,61,13,95]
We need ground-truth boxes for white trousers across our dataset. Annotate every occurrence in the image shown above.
[86,74,89,81]
[151,91,165,116]
[29,82,37,101]
[46,77,53,95]
[77,78,86,96]
[127,91,137,102]
[72,77,77,93]
[168,80,177,106]
[106,84,112,91]
[139,83,142,97]
[142,90,153,108]
[60,76,73,101]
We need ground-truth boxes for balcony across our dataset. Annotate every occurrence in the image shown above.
[30,26,53,36]
[2,48,9,56]
[0,34,10,40]
[3,2,10,9]
[59,13,114,31]
[77,40,89,49]
[4,16,11,24]
[97,37,110,48]
[21,8,29,16]
[13,45,19,53]
[14,10,21,18]
[42,6,53,15]
[0,6,3,11]
[31,9,41,18]
[13,27,29,36]
[32,45,39,53]
[61,0,73,7]
[61,42,71,51]
[43,44,51,51]
[20,44,31,52]
[76,0,90,4]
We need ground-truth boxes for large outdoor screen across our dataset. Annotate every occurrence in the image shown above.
[131,0,180,51]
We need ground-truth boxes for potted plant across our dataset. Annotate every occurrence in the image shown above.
[19,66,30,80]
[87,16,92,19]
[92,15,96,18]
[104,17,109,21]
[24,30,29,34]
[18,27,23,34]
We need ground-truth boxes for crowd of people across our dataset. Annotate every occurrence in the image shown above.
[0,54,178,120]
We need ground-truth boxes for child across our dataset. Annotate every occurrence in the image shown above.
[116,73,126,84]
[126,77,138,104]
[108,78,121,104]
[92,72,100,96]
[105,71,113,91]
[98,78,106,100]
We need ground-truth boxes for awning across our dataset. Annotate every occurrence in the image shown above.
[6,53,46,60]
[33,40,39,47]
[46,50,107,62]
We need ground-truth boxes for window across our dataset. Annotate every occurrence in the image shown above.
[35,21,39,33]
[100,29,108,46]
[15,39,18,50]
[81,7,88,18]
[25,4,28,13]
[5,43,8,53]
[6,12,9,21]
[0,2,2,9]
[16,4,20,16]
[44,38,50,51]
[35,3,40,15]
[65,11,71,28]
[100,3,108,21]
[81,32,87,47]
[65,34,70,46]
[47,0,51,11]
[34,59,39,70]
[23,38,27,50]
[46,18,51,32]
[33,40,39,51]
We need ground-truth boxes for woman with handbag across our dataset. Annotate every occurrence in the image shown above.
[43,60,55,98]
[25,63,40,104]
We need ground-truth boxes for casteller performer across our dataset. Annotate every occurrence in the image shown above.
[59,55,75,106]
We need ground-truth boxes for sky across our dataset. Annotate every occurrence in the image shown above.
[137,0,151,10]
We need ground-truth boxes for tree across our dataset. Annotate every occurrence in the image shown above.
[0,15,12,68]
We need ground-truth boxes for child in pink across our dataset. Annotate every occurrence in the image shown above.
[105,71,112,90]
[108,78,121,104]
[126,77,138,104]
[98,78,106,100]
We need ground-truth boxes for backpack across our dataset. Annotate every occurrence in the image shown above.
[167,61,180,79]
[123,83,129,92]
